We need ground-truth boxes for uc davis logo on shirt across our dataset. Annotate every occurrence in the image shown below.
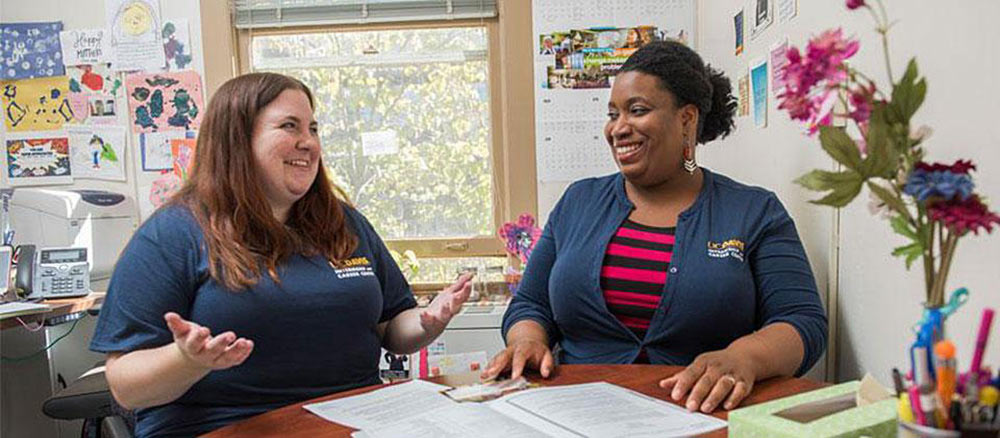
[707,239,745,262]
[333,257,375,279]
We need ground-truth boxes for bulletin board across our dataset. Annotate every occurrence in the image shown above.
[531,0,697,183]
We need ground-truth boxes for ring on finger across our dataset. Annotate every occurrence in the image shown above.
[719,374,737,385]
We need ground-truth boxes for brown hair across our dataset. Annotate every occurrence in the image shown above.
[171,72,357,290]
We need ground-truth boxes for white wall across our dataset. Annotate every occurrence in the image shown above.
[697,0,1000,384]
[833,1,1000,383]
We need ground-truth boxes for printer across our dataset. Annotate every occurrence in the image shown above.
[9,189,139,290]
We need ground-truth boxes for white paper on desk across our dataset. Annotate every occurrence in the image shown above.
[303,379,451,430]
[487,382,727,438]
[0,301,50,317]
[351,403,544,438]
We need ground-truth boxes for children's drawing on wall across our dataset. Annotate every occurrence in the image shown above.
[66,64,122,124]
[139,131,182,171]
[67,125,126,181]
[148,172,181,209]
[126,70,204,132]
[170,138,196,179]
[5,133,72,185]
[1,22,66,80]
[136,130,195,219]
[106,0,165,71]
[161,20,193,71]
[1,76,74,132]
[59,28,115,67]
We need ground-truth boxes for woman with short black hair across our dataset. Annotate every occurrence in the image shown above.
[485,40,827,414]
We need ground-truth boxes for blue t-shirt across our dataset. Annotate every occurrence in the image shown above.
[90,204,416,438]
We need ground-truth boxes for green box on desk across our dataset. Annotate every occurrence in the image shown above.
[728,381,897,438]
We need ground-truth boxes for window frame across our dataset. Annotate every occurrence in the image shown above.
[204,1,539,280]
[233,18,522,261]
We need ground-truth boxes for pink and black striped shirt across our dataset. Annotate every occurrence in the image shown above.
[600,219,674,357]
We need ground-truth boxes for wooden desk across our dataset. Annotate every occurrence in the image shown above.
[204,364,827,438]
[0,292,105,330]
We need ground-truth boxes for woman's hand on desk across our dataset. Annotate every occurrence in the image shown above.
[658,348,757,413]
[481,339,555,381]
[418,272,474,333]
[165,312,254,371]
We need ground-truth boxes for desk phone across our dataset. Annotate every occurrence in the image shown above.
[28,247,90,298]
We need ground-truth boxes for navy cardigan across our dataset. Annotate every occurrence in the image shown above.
[502,169,828,376]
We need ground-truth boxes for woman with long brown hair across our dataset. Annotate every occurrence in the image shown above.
[91,73,472,438]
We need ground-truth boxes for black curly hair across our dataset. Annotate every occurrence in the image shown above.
[618,40,737,144]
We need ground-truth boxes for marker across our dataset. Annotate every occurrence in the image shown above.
[909,385,927,426]
[935,341,957,412]
[898,392,915,424]
[970,308,994,376]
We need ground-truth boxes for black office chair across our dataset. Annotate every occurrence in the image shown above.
[42,364,134,438]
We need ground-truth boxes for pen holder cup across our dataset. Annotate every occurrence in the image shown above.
[899,422,1000,438]
[899,423,960,438]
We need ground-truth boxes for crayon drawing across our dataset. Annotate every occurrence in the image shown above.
[1,75,74,131]
[1,22,66,80]
[126,70,204,133]
[6,133,72,185]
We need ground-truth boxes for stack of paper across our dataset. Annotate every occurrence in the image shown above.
[304,380,726,438]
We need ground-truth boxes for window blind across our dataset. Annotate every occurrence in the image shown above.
[233,0,497,29]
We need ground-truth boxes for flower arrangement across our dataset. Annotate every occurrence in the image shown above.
[777,0,1000,308]
[498,213,542,265]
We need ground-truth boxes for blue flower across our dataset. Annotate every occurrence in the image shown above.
[903,169,975,202]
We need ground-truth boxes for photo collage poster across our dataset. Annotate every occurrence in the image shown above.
[531,0,696,183]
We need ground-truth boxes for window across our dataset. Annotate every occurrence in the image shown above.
[239,20,523,282]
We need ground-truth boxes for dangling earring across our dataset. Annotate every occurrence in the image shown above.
[683,138,697,174]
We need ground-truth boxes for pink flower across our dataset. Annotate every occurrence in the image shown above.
[928,196,1000,235]
[846,0,866,10]
[848,83,876,124]
[806,89,838,135]
[498,213,542,264]
[777,29,860,131]
[805,29,858,86]
[777,91,812,121]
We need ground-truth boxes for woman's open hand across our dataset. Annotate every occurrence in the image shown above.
[658,348,757,413]
[164,312,254,371]
[419,272,474,333]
